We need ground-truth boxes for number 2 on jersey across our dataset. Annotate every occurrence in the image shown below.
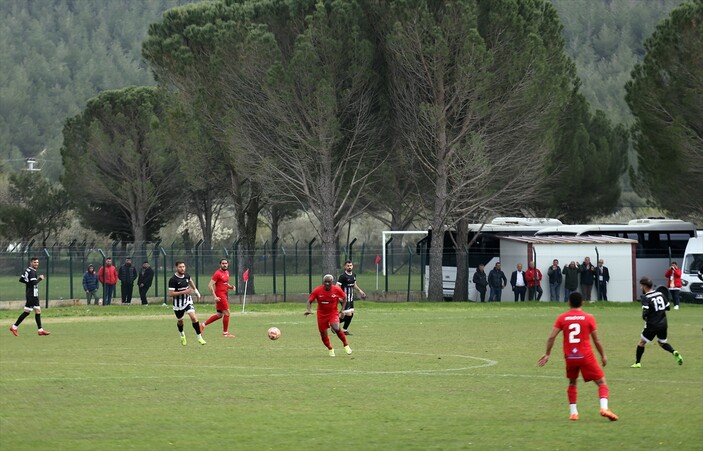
[568,323,581,343]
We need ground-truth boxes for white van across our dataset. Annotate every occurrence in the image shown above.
[680,236,703,303]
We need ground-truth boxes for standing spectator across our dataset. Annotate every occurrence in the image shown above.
[118,257,138,304]
[98,257,118,306]
[547,259,562,302]
[487,262,507,302]
[202,258,236,337]
[510,263,527,302]
[664,262,682,310]
[526,261,543,301]
[10,257,50,336]
[563,261,579,302]
[82,264,100,305]
[337,260,366,335]
[630,277,683,368]
[168,261,206,346]
[596,259,610,301]
[473,263,488,302]
[579,257,596,301]
[137,261,154,306]
[305,274,352,357]
[537,292,618,422]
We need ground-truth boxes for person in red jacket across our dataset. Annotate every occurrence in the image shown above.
[664,262,682,310]
[98,257,119,306]
[526,261,543,301]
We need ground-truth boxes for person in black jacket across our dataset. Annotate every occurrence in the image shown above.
[596,259,610,301]
[547,259,562,302]
[630,277,683,368]
[473,263,488,302]
[510,263,527,302]
[487,262,507,302]
[118,257,138,304]
[138,261,155,305]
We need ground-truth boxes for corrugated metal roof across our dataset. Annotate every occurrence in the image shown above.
[498,235,638,244]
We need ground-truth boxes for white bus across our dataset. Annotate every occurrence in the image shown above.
[419,217,563,299]
[533,218,697,294]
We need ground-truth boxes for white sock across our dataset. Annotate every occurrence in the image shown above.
[180,332,185,337]
[600,398,608,410]
[569,404,578,415]
[197,334,202,339]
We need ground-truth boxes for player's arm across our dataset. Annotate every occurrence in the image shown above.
[208,278,218,300]
[537,327,561,366]
[591,330,607,367]
[304,297,314,316]
[188,279,201,299]
[168,287,191,297]
[354,282,366,298]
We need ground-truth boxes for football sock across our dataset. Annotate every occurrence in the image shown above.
[15,311,30,326]
[177,323,184,333]
[223,315,230,333]
[598,385,609,409]
[660,343,674,353]
[343,315,352,331]
[569,404,578,415]
[204,314,219,326]
[321,334,332,349]
[635,346,644,363]
[192,321,201,335]
[336,329,349,346]
[35,313,42,329]
[567,385,577,404]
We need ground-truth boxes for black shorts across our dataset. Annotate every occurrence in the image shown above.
[342,298,355,314]
[24,296,40,310]
[641,326,668,343]
[174,304,195,319]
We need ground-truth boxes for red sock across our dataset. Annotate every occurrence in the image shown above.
[204,314,220,326]
[223,315,230,333]
[336,329,348,346]
[567,385,577,404]
[321,333,332,349]
[598,384,609,400]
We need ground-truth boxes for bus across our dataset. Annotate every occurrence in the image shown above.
[533,218,697,293]
[418,217,563,299]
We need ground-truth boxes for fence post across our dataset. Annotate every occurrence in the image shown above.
[43,248,50,308]
[233,238,241,295]
[359,242,366,273]
[348,238,357,263]
[263,240,269,275]
[51,241,58,276]
[152,240,162,297]
[281,245,287,302]
[68,240,77,299]
[294,240,299,274]
[384,237,393,292]
[160,247,168,305]
[308,237,317,293]
[194,239,204,290]
[407,245,413,302]
[272,238,279,294]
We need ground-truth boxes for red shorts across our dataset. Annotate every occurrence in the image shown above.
[215,295,229,312]
[565,355,604,382]
[317,311,340,332]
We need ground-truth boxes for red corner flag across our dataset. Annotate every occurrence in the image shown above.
[375,255,381,265]
[243,269,250,282]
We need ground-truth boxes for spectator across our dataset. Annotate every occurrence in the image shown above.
[118,257,138,304]
[82,264,100,305]
[596,259,610,301]
[488,262,507,302]
[510,263,527,302]
[563,261,579,302]
[138,261,154,306]
[547,259,562,302]
[473,263,488,302]
[579,257,596,301]
[664,262,682,310]
[526,261,543,301]
[98,257,118,306]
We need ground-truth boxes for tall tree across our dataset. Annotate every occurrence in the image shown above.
[625,0,703,218]
[61,87,183,243]
[381,0,577,301]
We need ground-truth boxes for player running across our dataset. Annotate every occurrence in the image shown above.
[305,274,352,357]
[538,292,618,421]
[202,258,236,337]
[168,261,206,346]
[10,257,50,336]
[337,260,366,335]
[630,276,683,368]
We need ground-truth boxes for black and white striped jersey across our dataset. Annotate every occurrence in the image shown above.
[19,266,39,298]
[641,288,669,329]
[337,271,357,302]
[169,272,193,310]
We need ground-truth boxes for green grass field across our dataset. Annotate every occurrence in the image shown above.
[1,302,701,450]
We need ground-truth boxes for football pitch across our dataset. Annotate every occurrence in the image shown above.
[1,302,701,450]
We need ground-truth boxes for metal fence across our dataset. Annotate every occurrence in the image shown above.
[0,239,428,304]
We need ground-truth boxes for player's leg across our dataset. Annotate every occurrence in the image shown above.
[632,329,653,367]
[33,304,49,335]
[222,308,234,337]
[655,330,682,365]
[593,377,618,421]
[187,309,206,344]
[565,365,579,420]
[176,310,187,345]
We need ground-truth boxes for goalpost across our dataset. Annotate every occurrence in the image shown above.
[381,230,428,276]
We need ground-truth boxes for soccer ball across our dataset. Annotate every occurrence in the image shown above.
[267,327,281,340]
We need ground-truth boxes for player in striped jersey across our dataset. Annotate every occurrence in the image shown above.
[336,260,366,335]
[630,277,683,368]
[10,257,50,336]
[168,261,206,346]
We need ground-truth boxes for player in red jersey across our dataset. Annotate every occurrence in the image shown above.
[538,292,618,421]
[201,259,236,337]
[305,274,352,357]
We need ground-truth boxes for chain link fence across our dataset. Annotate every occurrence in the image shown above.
[0,239,427,305]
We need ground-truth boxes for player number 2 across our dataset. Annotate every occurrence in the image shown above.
[568,323,581,343]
